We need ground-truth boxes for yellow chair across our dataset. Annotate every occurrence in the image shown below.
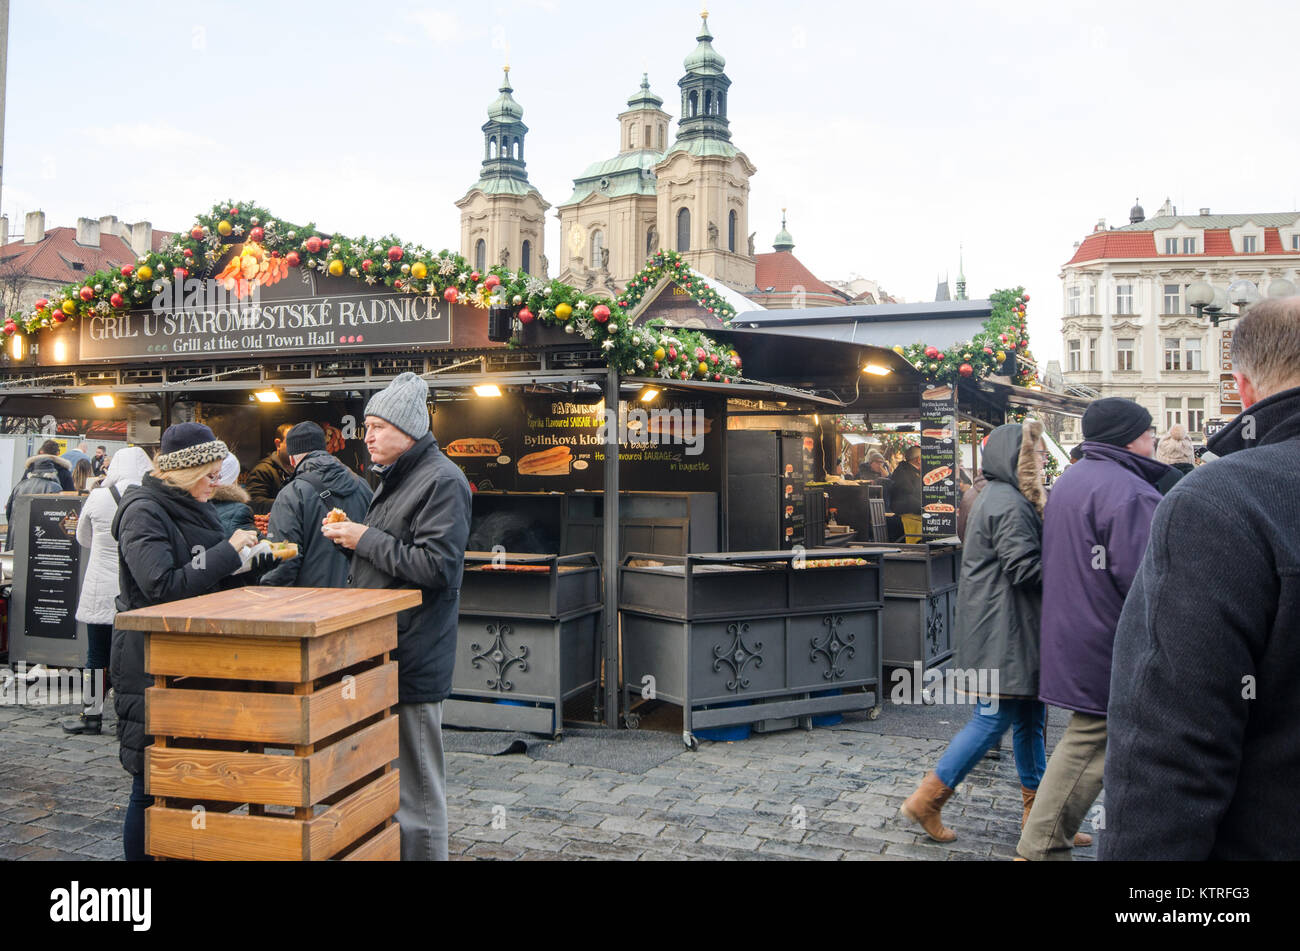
[901,513,923,544]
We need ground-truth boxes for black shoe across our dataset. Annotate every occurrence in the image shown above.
[62,715,102,736]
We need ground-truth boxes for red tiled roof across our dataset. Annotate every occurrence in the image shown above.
[1203,229,1233,255]
[0,227,136,284]
[754,251,845,301]
[1067,226,1296,265]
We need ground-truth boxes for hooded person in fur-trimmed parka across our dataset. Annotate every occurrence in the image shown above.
[900,420,1049,844]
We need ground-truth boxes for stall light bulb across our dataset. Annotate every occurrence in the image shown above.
[92,394,116,409]
[9,335,23,362]
[473,384,502,398]
[863,364,892,376]
[639,388,659,402]
[253,389,281,403]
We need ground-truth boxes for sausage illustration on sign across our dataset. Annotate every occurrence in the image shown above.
[923,465,953,486]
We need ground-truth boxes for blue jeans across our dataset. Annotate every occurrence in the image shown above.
[123,772,153,862]
[935,698,1046,790]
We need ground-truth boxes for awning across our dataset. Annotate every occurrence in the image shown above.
[621,376,846,408]
[977,380,1092,417]
[730,300,993,353]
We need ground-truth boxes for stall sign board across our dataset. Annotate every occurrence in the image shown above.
[434,394,721,492]
[8,495,88,666]
[919,385,959,539]
[1220,328,1241,414]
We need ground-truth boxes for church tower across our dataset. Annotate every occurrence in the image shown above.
[654,11,757,291]
[455,67,551,276]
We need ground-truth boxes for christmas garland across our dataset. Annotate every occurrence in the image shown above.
[3,201,742,381]
[893,287,1039,387]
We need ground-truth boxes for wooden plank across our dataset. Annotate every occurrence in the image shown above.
[146,805,304,861]
[338,822,400,861]
[146,662,397,745]
[117,587,422,638]
[146,632,304,681]
[307,770,400,860]
[304,617,397,681]
[306,715,398,804]
[146,744,308,807]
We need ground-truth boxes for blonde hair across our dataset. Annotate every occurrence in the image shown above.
[156,459,223,492]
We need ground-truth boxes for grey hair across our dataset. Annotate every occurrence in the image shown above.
[1230,296,1300,397]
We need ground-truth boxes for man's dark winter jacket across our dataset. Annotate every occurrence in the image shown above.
[109,474,245,776]
[954,422,1044,698]
[5,454,71,524]
[1038,442,1170,717]
[211,483,255,536]
[890,460,923,515]
[348,432,471,704]
[262,451,373,588]
[1103,386,1300,860]
[245,452,292,515]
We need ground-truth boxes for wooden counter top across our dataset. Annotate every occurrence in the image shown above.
[116,587,422,638]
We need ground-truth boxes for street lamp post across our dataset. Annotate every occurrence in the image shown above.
[1186,279,1261,327]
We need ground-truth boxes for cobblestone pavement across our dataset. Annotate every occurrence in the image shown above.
[0,695,1099,861]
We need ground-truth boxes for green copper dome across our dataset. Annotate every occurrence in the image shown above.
[627,73,664,111]
[684,14,726,75]
[487,67,523,122]
[773,209,794,252]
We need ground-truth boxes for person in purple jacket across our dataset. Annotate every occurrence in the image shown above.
[1016,397,1175,860]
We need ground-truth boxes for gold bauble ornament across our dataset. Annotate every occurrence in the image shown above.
[411,261,427,280]
[555,302,573,321]
[328,259,345,277]
[217,220,232,236]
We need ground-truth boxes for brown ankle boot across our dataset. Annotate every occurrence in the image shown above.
[1021,785,1036,828]
[900,771,957,842]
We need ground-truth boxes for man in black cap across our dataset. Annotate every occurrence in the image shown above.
[1105,296,1300,860]
[261,421,373,588]
[1017,396,1174,859]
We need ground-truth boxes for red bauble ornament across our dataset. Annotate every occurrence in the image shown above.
[321,238,331,249]
[190,227,204,241]
[249,226,264,242]
[668,347,677,360]
[1007,342,1017,350]
[35,298,49,311]
[999,334,1007,343]
[1022,294,1030,302]
[593,304,610,323]
[484,274,500,290]
[983,347,993,355]
[305,236,322,253]
[653,362,660,371]
[120,265,134,277]
[679,371,688,380]
[387,245,404,262]
[229,207,239,216]
[362,259,373,272]
[77,286,93,301]
[3,321,15,336]
[470,270,480,283]
[53,311,68,323]
[286,251,300,267]
[924,346,939,359]
[710,354,719,364]
[174,268,187,280]
[183,248,193,258]
[695,348,705,360]
[959,363,974,377]
[443,287,459,303]
[618,300,627,308]
[110,293,124,308]
[936,352,945,361]
[517,307,535,324]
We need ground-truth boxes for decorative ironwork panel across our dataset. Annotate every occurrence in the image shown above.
[712,621,764,692]
[925,596,945,655]
[470,621,530,692]
[810,614,857,681]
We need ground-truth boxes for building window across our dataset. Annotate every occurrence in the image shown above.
[475,239,486,273]
[728,211,736,252]
[1163,284,1181,314]
[1164,338,1182,371]
[1183,236,1197,254]
[1188,397,1205,433]
[1067,339,1081,372]
[628,126,635,149]
[1087,284,1096,314]
[645,124,651,148]
[1165,238,1179,254]
[687,91,698,117]
[590,230,604,269]
[1087,337,1098,370]
[1242,235,1258,253]
[1067,286,1080,316]
[1184,337,1202,371]
[676,207,690,252]
[1292,234,1299,250]
[1165,397,1183,431]
[521,240,531,275]
[658,125,665,150]
[1117,338,1135,371]
[489,139,498,159]
[1116,284,1134,314]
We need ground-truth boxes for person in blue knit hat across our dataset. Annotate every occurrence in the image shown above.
[322,373,471,861]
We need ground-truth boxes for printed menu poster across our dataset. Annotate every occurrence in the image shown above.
[919,384,960,539]
[22,497,84,640]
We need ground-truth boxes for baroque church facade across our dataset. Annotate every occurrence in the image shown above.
[456,13,760,299]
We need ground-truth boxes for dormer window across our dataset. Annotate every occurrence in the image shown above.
[1183,237,1196,254]
[1242,235,1258,253]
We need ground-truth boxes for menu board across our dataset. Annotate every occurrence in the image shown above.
[779,432,816,549]
[20,496,84,640]
[1219,328,1240,414]
[434,394,721,492]
[919,384,960,539]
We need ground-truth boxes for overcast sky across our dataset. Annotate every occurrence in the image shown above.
[4,0,1298,363]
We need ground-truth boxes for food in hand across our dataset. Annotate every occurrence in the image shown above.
[923,466,953,486]
[324,508,349,524]
[268,542,299,560]
[446,438,503,457]
[517,445,572,476]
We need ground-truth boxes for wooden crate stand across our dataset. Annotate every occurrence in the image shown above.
[116,587,421,861]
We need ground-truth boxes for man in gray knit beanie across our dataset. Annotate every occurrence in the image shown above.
[322,370,471,861]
